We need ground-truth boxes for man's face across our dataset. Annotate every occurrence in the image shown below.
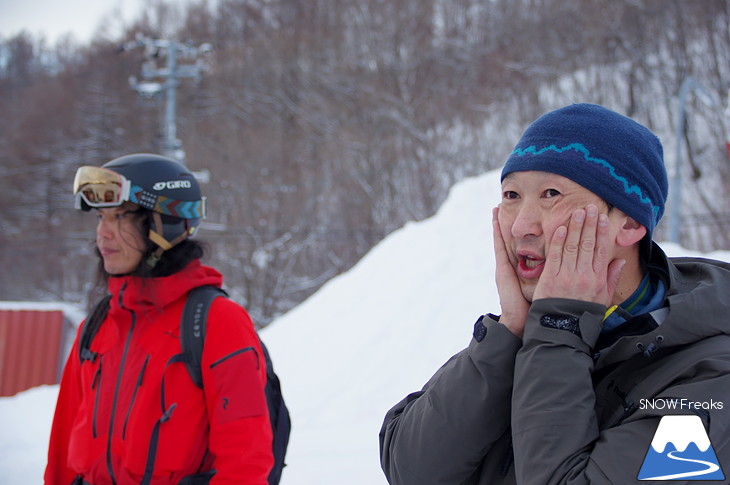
[498,171,621,302]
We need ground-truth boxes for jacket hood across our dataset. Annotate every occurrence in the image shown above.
[662,245,730,340]
[107,260,223,316]
[597,243,730,367]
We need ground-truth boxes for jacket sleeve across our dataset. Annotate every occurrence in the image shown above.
[379,316,522,485]
[202,299,274,485]
[512,297,730,484]
[45,323,85,485]
[511,297,631,484]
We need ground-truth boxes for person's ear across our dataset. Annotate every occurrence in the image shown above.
[616,216,647,248]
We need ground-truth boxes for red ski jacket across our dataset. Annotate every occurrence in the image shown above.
[45,261,273,485]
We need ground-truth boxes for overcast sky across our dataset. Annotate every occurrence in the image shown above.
[0,0,144,43]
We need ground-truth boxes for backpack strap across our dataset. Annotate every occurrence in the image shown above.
[259,338,291,485]
[78,294,112,364]
[180,285,291,485]
[180,285,228,388]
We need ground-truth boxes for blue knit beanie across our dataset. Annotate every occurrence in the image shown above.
[501,103,668,241]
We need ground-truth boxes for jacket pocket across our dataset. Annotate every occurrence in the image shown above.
[90,355,104,439]
[121,354,208,476]
[209,347,268,424]
[123,354,150,440]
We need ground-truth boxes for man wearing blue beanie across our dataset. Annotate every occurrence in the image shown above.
[381,104,730,484]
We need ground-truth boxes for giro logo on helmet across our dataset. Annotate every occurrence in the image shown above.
[153,180,193,191]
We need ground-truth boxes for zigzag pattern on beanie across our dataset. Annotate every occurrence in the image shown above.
[501,103,668,240]
[509,142,662,224]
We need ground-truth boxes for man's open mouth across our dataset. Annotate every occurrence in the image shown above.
[522,256,543,269]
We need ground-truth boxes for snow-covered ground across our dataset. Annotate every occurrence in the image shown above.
[2,169,729,484]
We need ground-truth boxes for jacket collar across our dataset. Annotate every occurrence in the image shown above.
[107,260,224,316]
[659,241,730,341]
[595,242,730,367]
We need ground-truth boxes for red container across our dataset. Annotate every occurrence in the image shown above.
[0,306,77,397]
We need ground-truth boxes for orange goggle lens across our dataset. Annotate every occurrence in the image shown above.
[73,166,131,209]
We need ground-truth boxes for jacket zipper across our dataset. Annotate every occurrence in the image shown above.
[122,354,150,440]
[106,284,136,485]
[140,355,180,485]
[211,346,258,369]
[91,356,104,439]
[612,399,638,427]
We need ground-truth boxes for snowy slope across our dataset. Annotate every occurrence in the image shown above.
[2,168,730,485]
[260,170,503,484]
[0,385,60,484]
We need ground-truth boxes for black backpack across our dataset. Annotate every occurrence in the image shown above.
[78,286,291,485]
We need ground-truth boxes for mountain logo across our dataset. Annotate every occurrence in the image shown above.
[638,414,725,480]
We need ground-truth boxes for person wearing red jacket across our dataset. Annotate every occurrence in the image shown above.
[46,154,273,485]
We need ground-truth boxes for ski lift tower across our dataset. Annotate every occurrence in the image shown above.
[668,77,717,244]
[120,34,212,166]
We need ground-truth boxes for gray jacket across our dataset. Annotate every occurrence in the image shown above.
[380,244,730,484]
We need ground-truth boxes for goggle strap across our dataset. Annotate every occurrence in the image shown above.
[146,228,190,269]
[168,232,190,248]
[149,229,190,251]
[147,211,192,259]
[146,212,166,268]
[148,229,174,251]
[149,212,173,250]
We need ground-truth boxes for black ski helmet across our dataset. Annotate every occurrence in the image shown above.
[74,153,206,267]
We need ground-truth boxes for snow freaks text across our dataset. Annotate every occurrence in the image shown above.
[639,398,724,411]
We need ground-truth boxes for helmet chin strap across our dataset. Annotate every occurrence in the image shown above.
[145,212,191,268]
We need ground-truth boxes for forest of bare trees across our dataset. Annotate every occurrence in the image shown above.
[2,0,729,326]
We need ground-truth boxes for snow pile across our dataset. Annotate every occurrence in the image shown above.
[0,386,60,484]
[2,169,729,485]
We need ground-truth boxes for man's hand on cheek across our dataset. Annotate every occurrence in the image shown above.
[533,204,625,307]
[492,206,530,337]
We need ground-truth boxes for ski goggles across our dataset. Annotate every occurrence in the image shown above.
[73,166,132,210]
